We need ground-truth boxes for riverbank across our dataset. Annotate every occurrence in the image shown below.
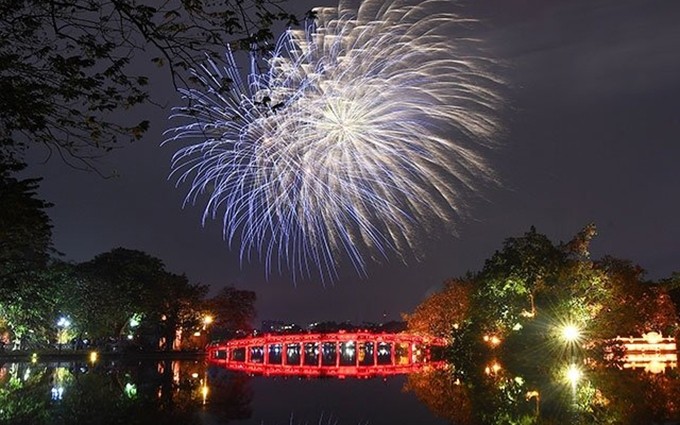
[0,349,206,362]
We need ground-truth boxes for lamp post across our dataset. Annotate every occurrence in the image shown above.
[203,315,214,348]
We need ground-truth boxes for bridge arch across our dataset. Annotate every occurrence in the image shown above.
[207,331,447,378]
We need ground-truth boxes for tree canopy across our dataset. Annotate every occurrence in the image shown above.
[405,224,680,425]
[0,162,53,280]
[207,286,257,336]
[0,0,298,170]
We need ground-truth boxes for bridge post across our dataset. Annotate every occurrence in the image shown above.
[408,342,413,365]
[264,343,269,365]
[282,343,288,365]
[318,341,322,367]
[356,343,360,367]
[300,342,305,365]
[390,341,396,366]
[373,340,378,365]
[335,341,340,367]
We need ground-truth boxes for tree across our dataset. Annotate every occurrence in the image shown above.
[75,248,167,339]
[206,286,256,337]
[663,272,680,305]
[0,162,53,284]
[151,272,208,351]
[0,0,298,170]
[405,278,472,339]
[473,226,567,336]
[74,248,213,350]
[0,261,77,349]
[0,162,60,347]
[405,225,680,424]
[593,257,679,338]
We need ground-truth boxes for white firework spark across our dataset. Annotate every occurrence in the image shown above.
[165,0,503,282]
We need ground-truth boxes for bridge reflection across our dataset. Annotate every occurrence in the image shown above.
[207,332,447,378]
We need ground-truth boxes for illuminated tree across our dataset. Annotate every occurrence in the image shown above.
[590,257,678,339]
[73,248,211,349]
[405,278,472,338]
[0,163,66,346]
[406,225,680,424]
[74,248,166,339]
[152,272,208,351]
[663,272,680,308]
[474,226,567,335]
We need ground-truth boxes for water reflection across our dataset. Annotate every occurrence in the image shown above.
[0,360,253,425]
[1,356,679,424]
[405,359,680,424]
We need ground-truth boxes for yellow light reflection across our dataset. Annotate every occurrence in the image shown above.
[485,361,502,376]
[565,364,582,386]
[615,332,678,374]
[483,335,502,347]
[201,384,209,405]
[200,375,209,405]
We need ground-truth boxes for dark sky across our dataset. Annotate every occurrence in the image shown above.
[24,0,680,325]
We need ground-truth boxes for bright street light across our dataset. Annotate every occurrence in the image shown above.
[57,317,71,328]
[56,316,71,352]
[561,324,581,343]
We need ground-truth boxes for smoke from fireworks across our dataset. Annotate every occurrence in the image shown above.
[165,0,503,282]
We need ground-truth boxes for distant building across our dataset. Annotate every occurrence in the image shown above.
[261,320,303,334]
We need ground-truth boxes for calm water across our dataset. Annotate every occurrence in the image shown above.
[0,359,445,425]
[1,359,679,424]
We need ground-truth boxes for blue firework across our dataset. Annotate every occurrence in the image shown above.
[165,0,503,282]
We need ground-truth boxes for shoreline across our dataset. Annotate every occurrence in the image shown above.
[0,350,207,362]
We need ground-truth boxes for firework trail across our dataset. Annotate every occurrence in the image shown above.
[165,0,503,282]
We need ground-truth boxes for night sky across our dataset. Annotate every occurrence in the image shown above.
[23,0,680,325]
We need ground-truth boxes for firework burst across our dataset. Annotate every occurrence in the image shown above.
[165,0,503,282]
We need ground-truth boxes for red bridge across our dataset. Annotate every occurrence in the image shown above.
[207,331,447,378]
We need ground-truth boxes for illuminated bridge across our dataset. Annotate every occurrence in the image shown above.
[207,332,447,378]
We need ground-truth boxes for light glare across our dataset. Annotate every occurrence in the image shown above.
[566,364,582,385]
[562,324,581,343]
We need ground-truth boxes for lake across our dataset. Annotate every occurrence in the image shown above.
[0,359,445,425]
[1,358,679,424]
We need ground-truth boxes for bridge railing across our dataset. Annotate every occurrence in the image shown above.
[207,331,447,376]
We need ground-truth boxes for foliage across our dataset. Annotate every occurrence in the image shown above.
[0,162,53,285]
[0,158,252,349]
[0,0,298,170]
[0,240,255,350]
[405,278,472,338]
[0,262,76,347]
[74,248,168,338]
[405,224,680,424]
[474,226,567,335]
[73,248,211,349]
[0,164,68,345]
[152,272,208,351]
[592,257,678,337]
[206,286,257,336]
